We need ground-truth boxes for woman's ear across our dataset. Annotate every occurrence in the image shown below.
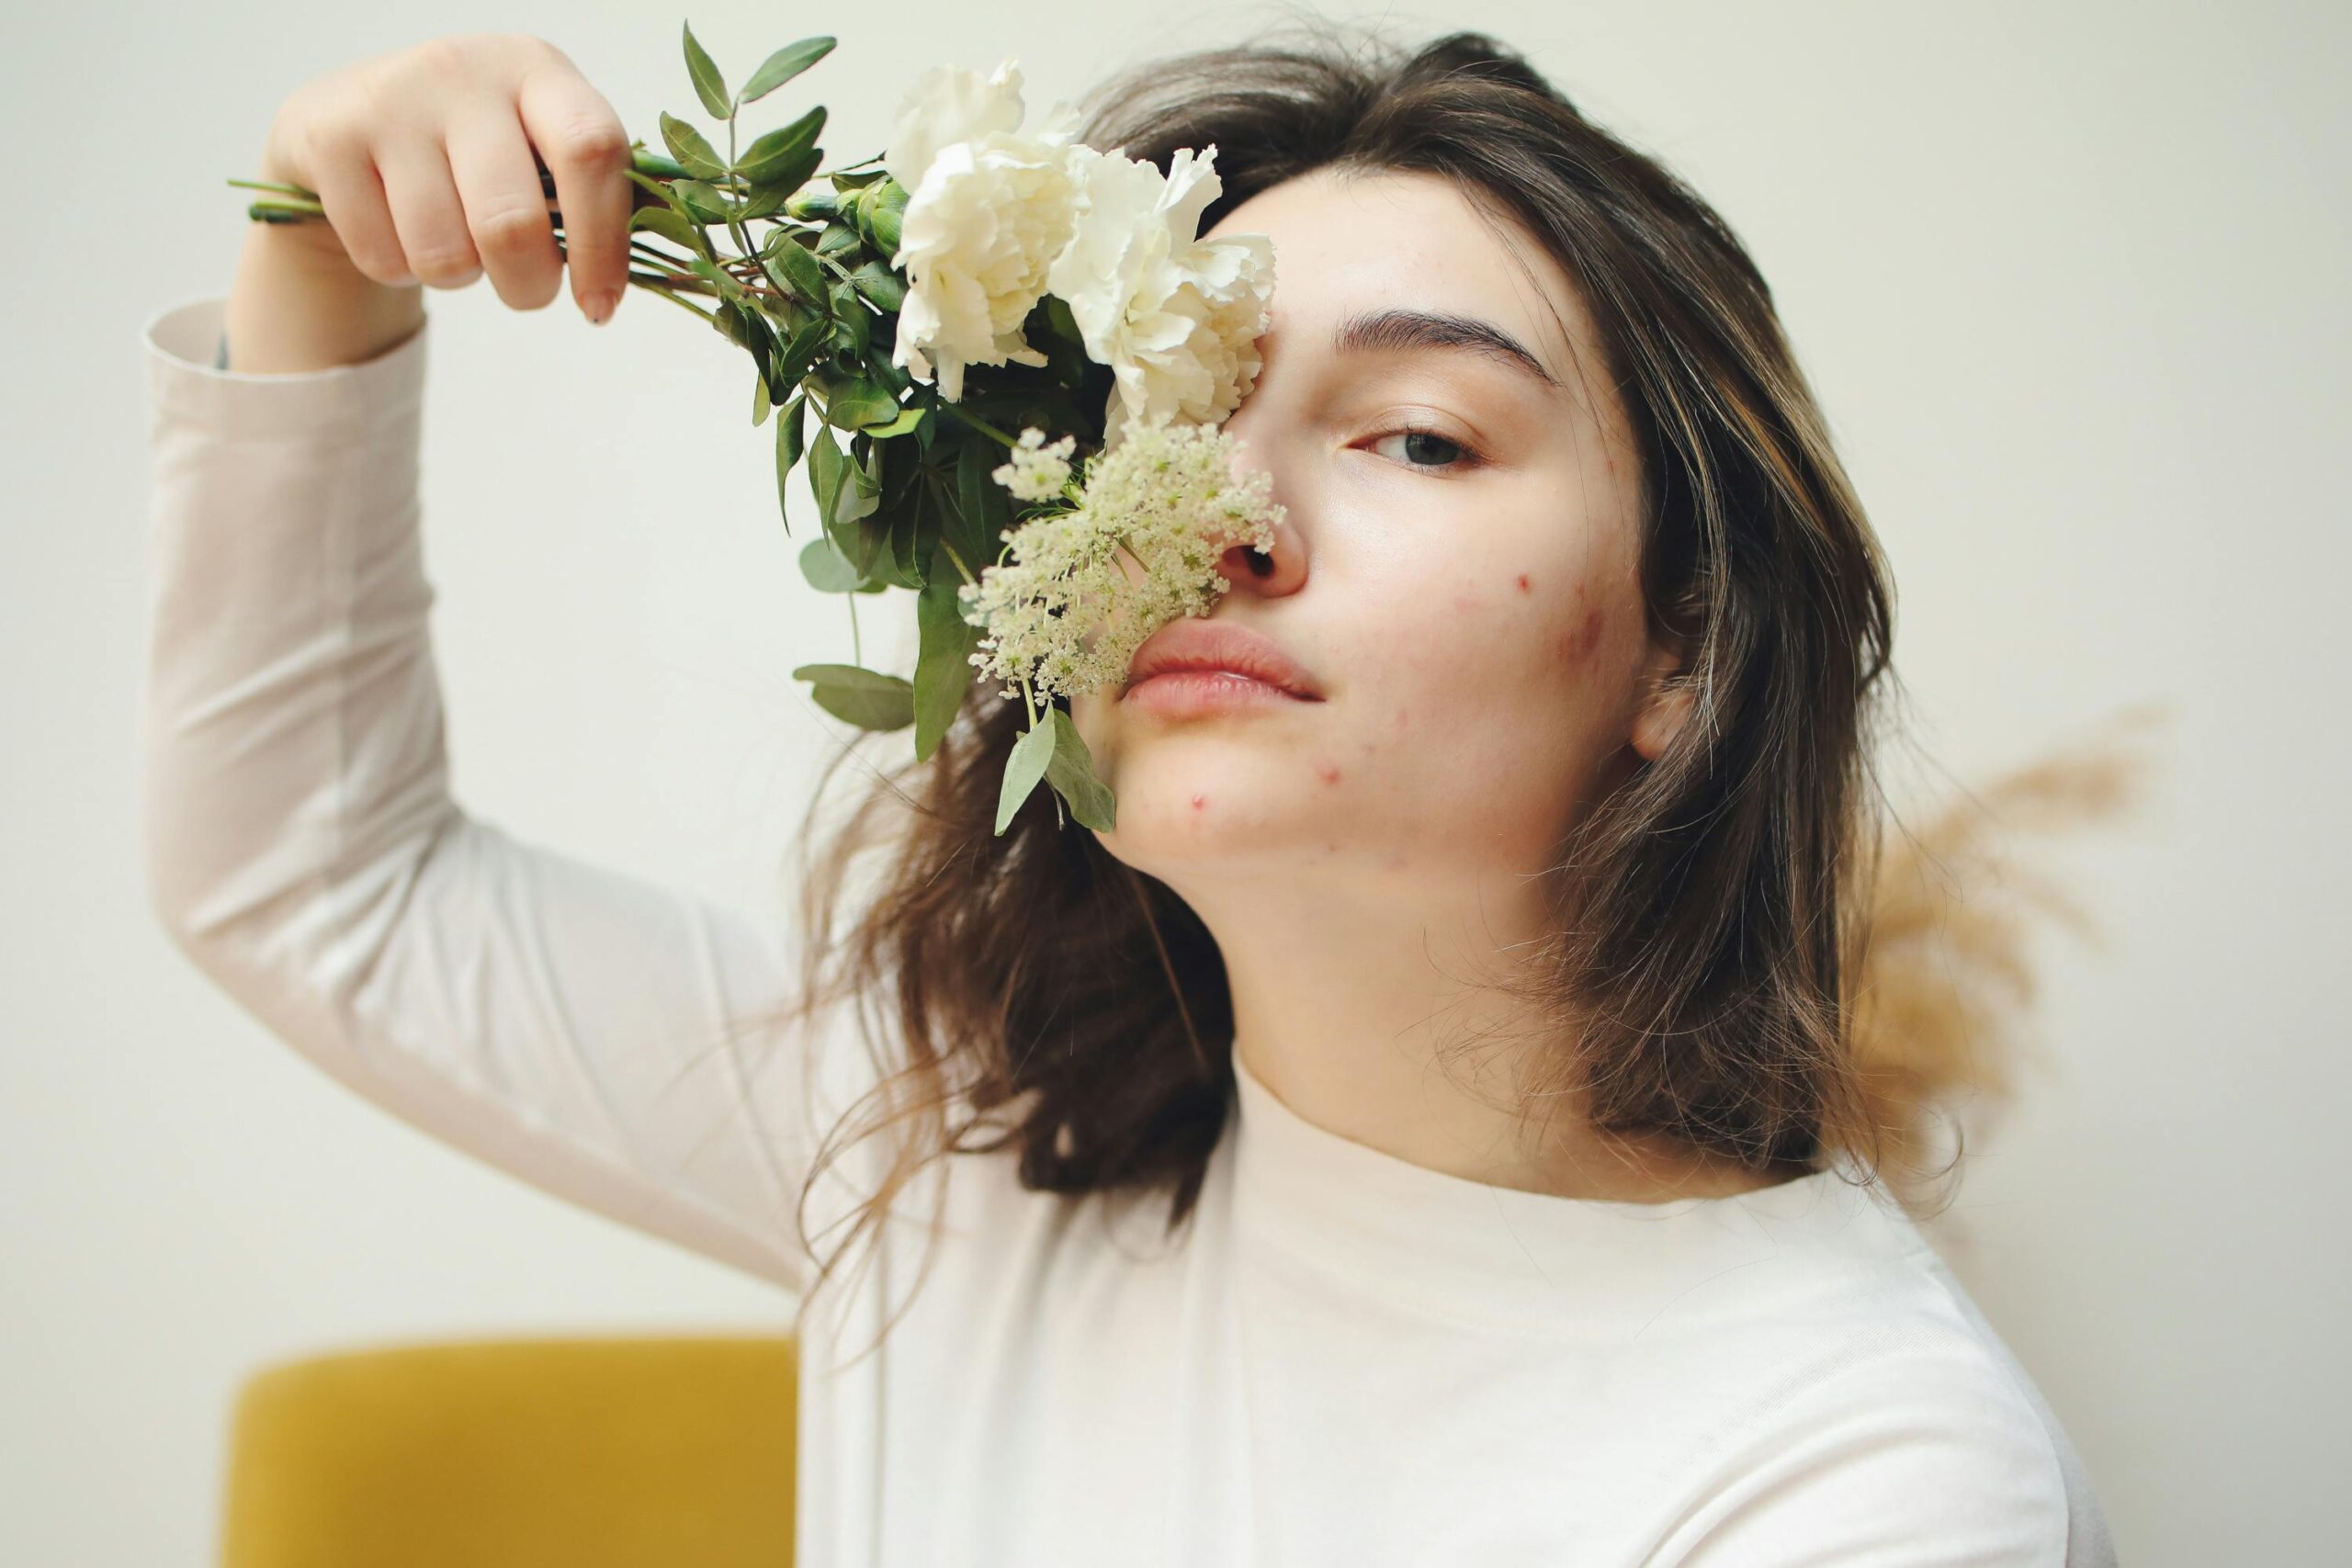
[1630,616,1699,764]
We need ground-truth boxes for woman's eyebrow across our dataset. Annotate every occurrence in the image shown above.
[1329,307,1564,392]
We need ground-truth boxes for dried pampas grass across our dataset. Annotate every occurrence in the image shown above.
[1842,702,2171,1221]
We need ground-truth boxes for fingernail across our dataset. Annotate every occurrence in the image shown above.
[584,289,617,325]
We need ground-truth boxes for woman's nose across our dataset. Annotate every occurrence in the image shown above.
[1212,413,1307,594]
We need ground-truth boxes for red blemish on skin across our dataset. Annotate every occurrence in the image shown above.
[1574,579,1587,597]
[1190,794,1207,810]
[1515,573,1531,593]
[1393,706,1409,732]
[1317,763,1342,784]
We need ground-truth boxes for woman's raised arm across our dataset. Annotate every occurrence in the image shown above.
[135,281,857,1295]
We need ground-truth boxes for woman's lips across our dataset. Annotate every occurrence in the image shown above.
[1118,669,1315,717]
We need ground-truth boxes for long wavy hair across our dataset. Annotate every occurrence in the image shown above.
[739,21,2154,1357]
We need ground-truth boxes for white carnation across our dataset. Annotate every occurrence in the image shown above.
[884,60,1086,402]
[1045,145,1275,448]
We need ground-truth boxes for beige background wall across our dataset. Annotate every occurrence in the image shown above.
[5,0,2342,1559]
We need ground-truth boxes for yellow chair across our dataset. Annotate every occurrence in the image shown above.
[217,1335,797,1567]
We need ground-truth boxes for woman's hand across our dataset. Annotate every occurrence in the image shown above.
[257,32,636,324]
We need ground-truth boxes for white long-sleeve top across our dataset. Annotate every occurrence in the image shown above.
[138,292,2118,1567]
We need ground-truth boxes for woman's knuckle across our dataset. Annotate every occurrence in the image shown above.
[407,241,481,283]
[471,198,551,252]
[554,117,629,167]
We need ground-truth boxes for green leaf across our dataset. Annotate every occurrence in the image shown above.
[808,422,843,527]
[996,716,1058,834]
[682,23,731,118]
[671,178,739,224]
[752,366,771,426]
[798,536,885,592]
[815,220,861,257]
[914,542,981,761]
[831,281,869,359]
[628,204,710,260]
[862,400,927,439]
[659,112,728,181]
[775,393,804,533]
[952,440,1009,570]
[739,147,824,217]
[763,236,828,307]
[740,36,836,104]
[774,314,831,385]
[848,258,907,312]
[792,663,914,731]
[1044,708,1116,830]
[825,377,899,430]
[687,254,746,305]
[736,106,827,183]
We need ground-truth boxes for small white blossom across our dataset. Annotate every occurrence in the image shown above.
[958,415,1283,704]
[884,60,1087,401]
[992,426,1078,502]
[1045,145,1275,448]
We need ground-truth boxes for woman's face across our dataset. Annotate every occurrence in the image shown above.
[1069,165,1687,897]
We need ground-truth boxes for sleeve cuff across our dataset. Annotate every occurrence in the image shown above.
[140,293,430,438]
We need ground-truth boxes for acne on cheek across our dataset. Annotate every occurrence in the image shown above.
[1558,605,1606,664]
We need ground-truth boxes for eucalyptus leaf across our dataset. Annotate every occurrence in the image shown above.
[996,716,1058,834]
[682,23,731,118]
[660,112,728,181]
[740,36,836,104]
[1044,707,1116,830]
[799,536,885,592]
[793,663,915,731]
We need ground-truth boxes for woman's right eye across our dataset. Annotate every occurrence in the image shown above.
[1368,425,1479,474]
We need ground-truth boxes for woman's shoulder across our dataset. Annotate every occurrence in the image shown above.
[1660,1174,2118,1565]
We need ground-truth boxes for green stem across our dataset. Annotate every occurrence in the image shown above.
[936,537,978,587]
[936,403,1019,448]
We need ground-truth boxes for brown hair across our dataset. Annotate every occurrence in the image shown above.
[744,19,2140,1356]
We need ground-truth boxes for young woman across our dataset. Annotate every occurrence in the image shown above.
[140,23,2119,1565]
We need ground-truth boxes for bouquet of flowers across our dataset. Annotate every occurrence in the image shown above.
[232,26,1283,835]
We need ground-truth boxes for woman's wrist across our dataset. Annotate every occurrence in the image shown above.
[220,220,425,375]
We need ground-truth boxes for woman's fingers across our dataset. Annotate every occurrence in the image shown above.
[516,65,636,321]
[374,130,484,290]
[296,118,414,286]
[445,104,564,309]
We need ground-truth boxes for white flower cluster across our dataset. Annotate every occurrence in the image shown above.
[882,59,1274,434]
[991,426,1078,502]
[958,416,1284,704]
